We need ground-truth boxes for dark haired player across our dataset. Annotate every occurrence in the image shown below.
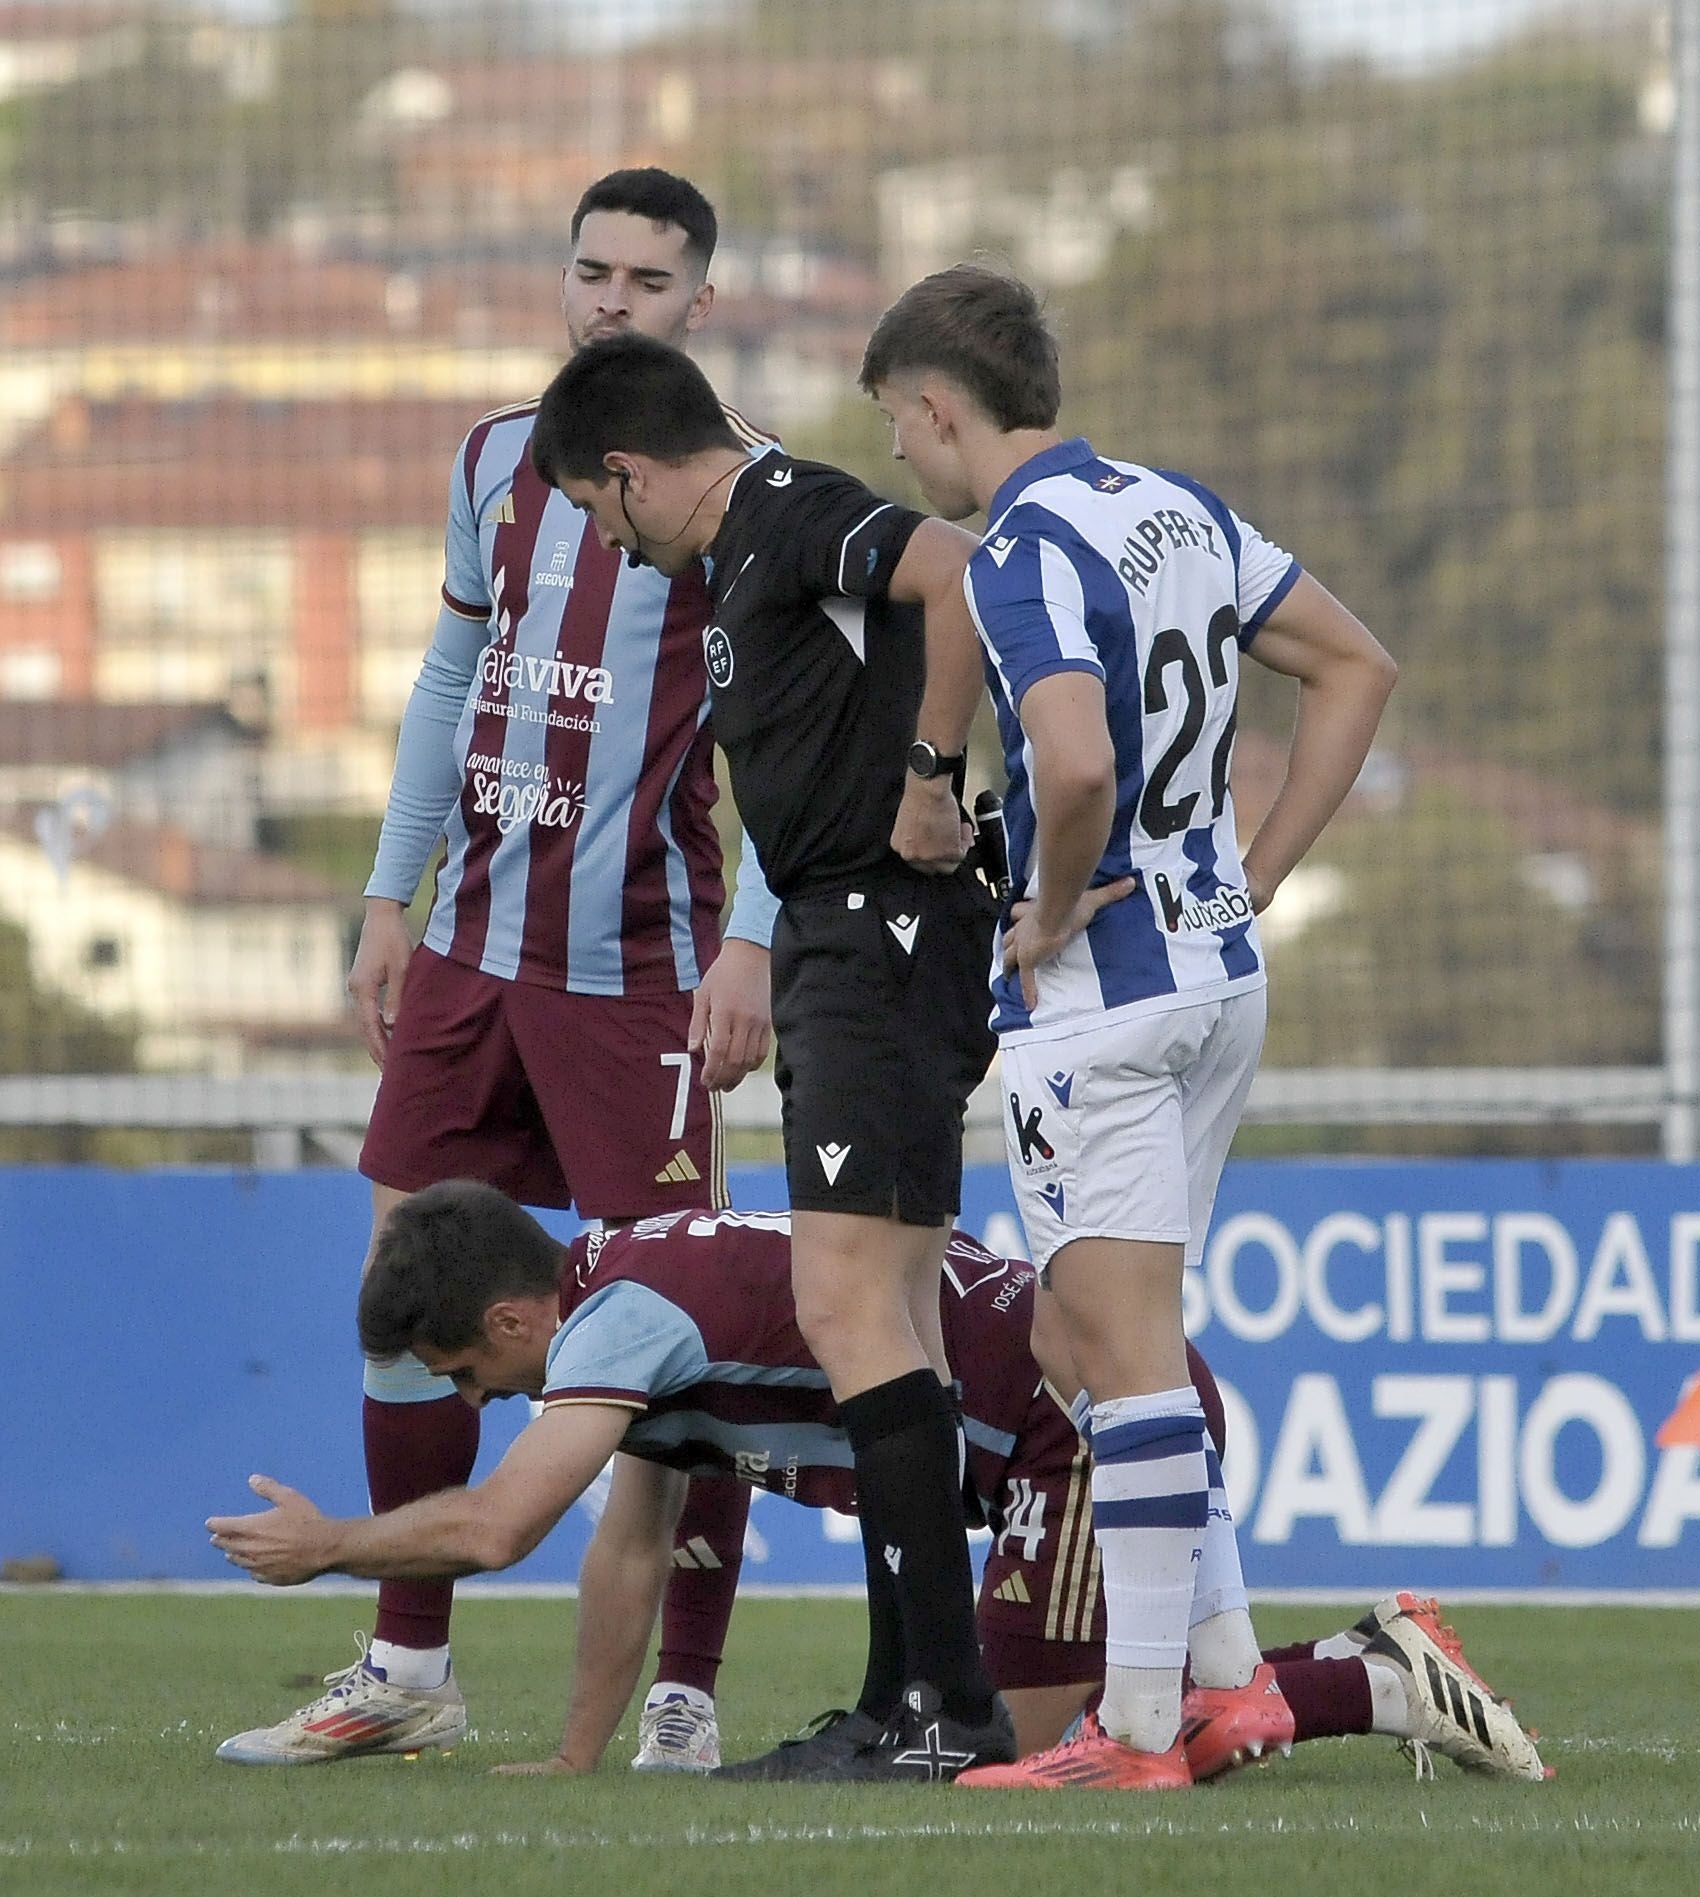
[207,1184,1547,1785]
[217,170,777,1773]
[528,334,1011,1777]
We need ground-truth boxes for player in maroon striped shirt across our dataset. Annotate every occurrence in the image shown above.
[209,1185,1548,1784]
[216,171,776,1773]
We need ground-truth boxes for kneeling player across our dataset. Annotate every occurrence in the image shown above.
[506,1229,1547,1785]
[208,1183,1546,1783]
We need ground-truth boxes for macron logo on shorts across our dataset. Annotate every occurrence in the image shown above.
[1038,1181,1067,1222]
[817,1141,852,1184]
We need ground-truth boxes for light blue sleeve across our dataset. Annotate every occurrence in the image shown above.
[723,828,780,950]
[363,603,485,902]
[543,1282,711,1405]
[364,450,492,903]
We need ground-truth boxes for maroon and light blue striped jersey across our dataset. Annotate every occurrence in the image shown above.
[368,397,773,994]
[544,1211,1049,1516]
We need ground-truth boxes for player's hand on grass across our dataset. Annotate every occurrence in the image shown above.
[690,937,773,1091]
[488,1754,590,1778]
[206,1475,334,1587]
[348,899,416,1067]
[1002,878,1139,1010]
[891,776,971,876]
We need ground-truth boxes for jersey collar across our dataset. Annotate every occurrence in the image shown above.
[708,453,765,560]
[988,436,1095,523]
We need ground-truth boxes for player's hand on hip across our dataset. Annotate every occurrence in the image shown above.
[206,1475,332,1587]
[1244,865,1278,914]
[891,776,970,876]
[1003,878,1138,1010]
[347,899,415,1068]
[689,937,774,1091]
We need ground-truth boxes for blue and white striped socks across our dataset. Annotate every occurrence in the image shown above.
[1090,1385,1209,1752]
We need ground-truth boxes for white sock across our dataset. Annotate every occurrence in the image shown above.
[367,1640,449,1689]
[1313,1630,1362,1661]
[1365,1659,1411,1736]
[1090,1386,1209,1753]
[1101,1666,1182,1753]
[1187,1445,1260,1688]
[1189,1610,1262,1691]
[644,1681,714,1714]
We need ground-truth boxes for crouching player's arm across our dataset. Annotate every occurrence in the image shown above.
[206,1403,633,1584]
[493,1455,686,1777]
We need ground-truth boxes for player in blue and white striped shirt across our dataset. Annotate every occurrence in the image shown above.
[862,266,1396,1791]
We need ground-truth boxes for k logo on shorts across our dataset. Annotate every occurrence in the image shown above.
[1009,1094,1056,1167]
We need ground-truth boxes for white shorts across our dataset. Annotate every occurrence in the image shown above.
[1000,986,1266,1276]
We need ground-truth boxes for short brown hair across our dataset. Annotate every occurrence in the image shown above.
[860,265,1060,431]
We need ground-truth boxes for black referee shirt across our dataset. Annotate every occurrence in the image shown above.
[705,453,929,899]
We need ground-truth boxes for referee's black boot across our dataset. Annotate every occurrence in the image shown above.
[837,1682,1017,1784]
[712,1706,884,1782]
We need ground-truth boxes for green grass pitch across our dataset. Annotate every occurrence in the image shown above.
[4,1595,1696,1896]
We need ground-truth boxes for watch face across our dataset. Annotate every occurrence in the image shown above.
[908,742,939,777]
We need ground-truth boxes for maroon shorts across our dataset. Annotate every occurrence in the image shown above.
[977,1394,1105,1691]
[359,945,725,1219]
[977,1343,1229,1692]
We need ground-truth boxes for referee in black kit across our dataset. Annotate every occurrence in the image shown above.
[531,332,1013,1781]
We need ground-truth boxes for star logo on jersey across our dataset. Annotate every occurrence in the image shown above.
[816,1141,852,1184]
[1044,1071,1074,1108]
[766,466,794,488]
[704,624,735,688]
[885,913,919,955]
[1038,1181,1067,1222]
[1096,472,1127,492]
[985,535,1018,567]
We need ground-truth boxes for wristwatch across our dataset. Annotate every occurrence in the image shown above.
[906,740,966,783]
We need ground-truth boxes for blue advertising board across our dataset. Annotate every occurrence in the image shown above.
[2,1161,1696,1591]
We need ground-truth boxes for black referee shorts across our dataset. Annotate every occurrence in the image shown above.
[771,863,997,1226]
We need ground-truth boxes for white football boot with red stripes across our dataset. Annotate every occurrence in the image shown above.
[215,1635,466,1765]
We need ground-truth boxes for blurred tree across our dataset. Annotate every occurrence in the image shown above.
[1262,785,1659,1069]
[9,24,236,225]
[0,916,153,1163]
[232,0,405,231]
[9,1,406,234]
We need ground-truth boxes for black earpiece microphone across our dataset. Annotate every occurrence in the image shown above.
[616,469,646,570]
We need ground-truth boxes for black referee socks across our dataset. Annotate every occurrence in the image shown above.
[839,1368,997,1725]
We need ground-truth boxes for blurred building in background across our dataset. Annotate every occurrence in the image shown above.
[0,0,1684,1159]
